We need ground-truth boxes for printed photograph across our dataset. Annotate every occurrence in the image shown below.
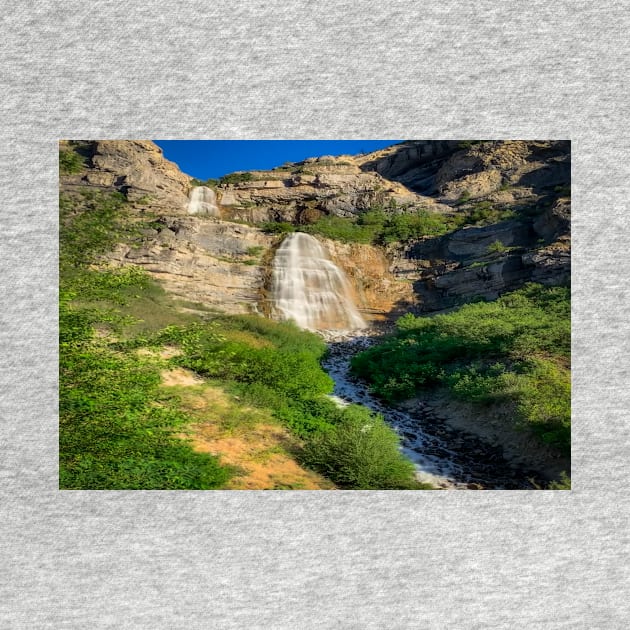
[59,140,571,490]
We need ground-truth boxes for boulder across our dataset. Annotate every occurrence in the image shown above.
[87,140,191,211]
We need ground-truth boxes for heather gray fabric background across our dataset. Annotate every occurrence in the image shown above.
[1,1,629,627]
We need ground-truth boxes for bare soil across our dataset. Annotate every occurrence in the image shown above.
[161,367,333,490]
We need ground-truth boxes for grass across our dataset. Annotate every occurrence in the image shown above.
[59,148,85,174]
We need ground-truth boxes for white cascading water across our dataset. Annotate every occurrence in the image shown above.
[187,186,220,216]
[270,232,367,331]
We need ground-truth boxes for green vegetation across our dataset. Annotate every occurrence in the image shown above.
[219,172,254,185]
[246,246,265,257]
[351,284,570,455]
[191,172,254,187]
[301,405,419,489]
[131,317,426,489]
[59,148,85,174]
[259,221,296,234]
[458,140,484,150]
[300,206,467,245]
[190,177,219,188]
[486,240,512,254]
[299,201,524,246]
[466,201,516,225]
[547,472,571,490]
[60,314,232,489]
[60,190,129,267]
[303,214,379,244]
[456,190,472,204]
[257,199,531,246]
[60,188,423,490]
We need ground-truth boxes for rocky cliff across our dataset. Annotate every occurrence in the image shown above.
[61,140,191,210]
[59,139,570,321]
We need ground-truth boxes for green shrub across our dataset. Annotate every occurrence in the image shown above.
[59,191,129,268]
[377,210,459,244]
[259,221,295,234]
[458,141,483,150]
[301,207,463,245]
[59,304,232,489]
[547,472,571,490]
[301,405,421,489]
[303,215,378,244]
[59,149,85,174]
[466,201,516,225]
[219,172,254,186]
[486,240,510,254]
[456,190,472,204]
[351,284,570,453]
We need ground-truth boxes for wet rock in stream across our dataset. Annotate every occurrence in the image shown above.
[321,332,540,490]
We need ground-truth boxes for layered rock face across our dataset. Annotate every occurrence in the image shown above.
[60,139,570,320]
[434,140,570,202]
[325,239,417,319]
[62,140,192,211]
[110,217,276,314]
[404,192,570,311]
[213,160,432,224]
[357,140,461,193]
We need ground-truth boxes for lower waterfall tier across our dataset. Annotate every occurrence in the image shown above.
[270,232,366,331]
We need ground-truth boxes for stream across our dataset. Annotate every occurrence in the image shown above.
[321,332,537,490]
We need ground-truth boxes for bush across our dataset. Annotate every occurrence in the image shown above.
[303,215,378,243]
[351,284,570,453]
[377,210,459,245]
[467,201,516,225]
[301,405,421,489]
[259,221,295,234]
[547,472,571,490]
[59,149,85,174]
[486,240,510,254]
[219,172,253,186]
[300,207,463,245]
[456,190,471,204]
[59,304,232,489]
[59,191,129,268]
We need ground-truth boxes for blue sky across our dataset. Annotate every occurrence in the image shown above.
[153,140,402,180]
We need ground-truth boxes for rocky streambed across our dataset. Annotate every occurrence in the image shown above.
[321,333,541,490]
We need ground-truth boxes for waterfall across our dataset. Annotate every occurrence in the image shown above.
[270,232,367,331]
[187,186,220,216]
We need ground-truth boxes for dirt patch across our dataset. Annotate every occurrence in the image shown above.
[171,382,334,490]
[161,367,203,387]
[189,422,333,490]
[137,345,183,359]
[159,345,183,359]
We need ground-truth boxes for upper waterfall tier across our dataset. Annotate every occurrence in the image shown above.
[270,232,366,331]
[187,186,220,216]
